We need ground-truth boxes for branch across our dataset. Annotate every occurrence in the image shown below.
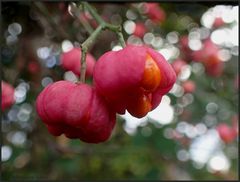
[69,3,94,34]
[82,2,126,48]
[79,26,103,83]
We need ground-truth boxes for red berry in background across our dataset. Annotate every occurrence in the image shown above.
[60,48,96,78]
[192,39,224,77]
[143,3,166,23]
[133,23,147,38]
[213,17,225,28]
[28,61,40,74]
[204,54,224,77]
[171,59,187,76]
[192,39,219,62]
[1,81,15,111]
[36,81,116,143]
[182,80,196,93]
[93,45,176,118]
[217,123,237,143]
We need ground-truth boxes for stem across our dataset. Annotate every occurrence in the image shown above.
[82,2,105,25]
[82,2,126,48]
[79,26,103,83]
[80,47,87,83]
[69,3,94,34]
[78,2,126,83]
[117,29,126,47]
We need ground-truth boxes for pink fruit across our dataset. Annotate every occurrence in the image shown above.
[1,81,15,111]
[60,48,96,78]
[144,3,166,23]
[204,54,224,77]
[36,81,116,143]
[192,39,224,77]
[213,17,225,28]
[217,123,237,143]
[28,61,40,74]
[93,45,176,118]
[133,23,147,38]
[182,80,196,93]
[192,39,219,62]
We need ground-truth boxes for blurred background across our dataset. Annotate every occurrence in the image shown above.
[1,2,239,180]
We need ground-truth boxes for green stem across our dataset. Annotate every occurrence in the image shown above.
[79,47,87,83]
[79,2,126,83]
[79,26,103,83]
[82,2,105,25]
[116,29,126,47]
[82,2,126,47]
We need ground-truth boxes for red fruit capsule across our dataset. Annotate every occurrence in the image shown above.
[1,81,15,111]
[93,45,176,118]
[36,81,116,143]
[60,48,96,78]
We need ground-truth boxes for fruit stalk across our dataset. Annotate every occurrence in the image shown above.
[81,2,126,47]
[80,26,103,83]
[79,2,126,83]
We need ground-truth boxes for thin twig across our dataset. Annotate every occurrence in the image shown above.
[78,2,126,83]
[79,25,104,83]
[82,2,126,47]
[69,3,94,34]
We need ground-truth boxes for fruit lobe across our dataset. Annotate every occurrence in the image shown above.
[36,81,116,143]
[127,92,152,118]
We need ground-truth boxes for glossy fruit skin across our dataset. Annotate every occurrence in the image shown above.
[60,48,96,78]
[144,3,166,23]
[36,81,116,143]
[217,123,237,143]
[1,81,15,111]
[93,45,176,118]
